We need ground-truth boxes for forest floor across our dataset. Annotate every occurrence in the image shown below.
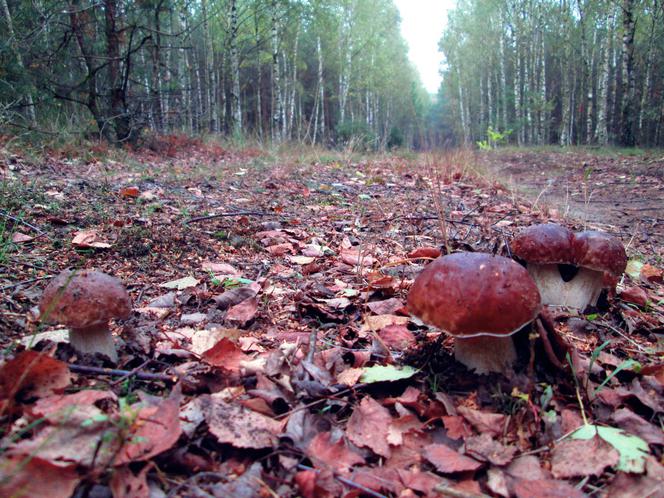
[0,138,663,498]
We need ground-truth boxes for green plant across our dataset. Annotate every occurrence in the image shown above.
[477,126,512,150]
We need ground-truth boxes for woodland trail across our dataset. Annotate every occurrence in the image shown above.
[479,148,664,262]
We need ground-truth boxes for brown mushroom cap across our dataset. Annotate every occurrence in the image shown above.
[407,252,541,337]
[572,230,627,278]
[39,269,131,329]
[511,224,575,264]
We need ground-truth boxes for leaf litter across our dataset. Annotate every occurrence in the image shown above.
[0,143,663,497]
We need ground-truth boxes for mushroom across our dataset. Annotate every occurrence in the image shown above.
[39,269,131,362]
[407,252,541,374]
[511,224,626,310]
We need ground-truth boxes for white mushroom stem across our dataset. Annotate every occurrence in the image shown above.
[69,324,117,363]
[454,335,517,375]
[527,263,605,311]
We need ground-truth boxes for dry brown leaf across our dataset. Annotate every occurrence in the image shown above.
[202,337,250,371]
[551,436,619,479]
[204,395,281,449]
[346,396,393,457]
[71,230,111,248]
[110,464,151,498]
[0,350,71,403]
[379,324,416,350]
[458,406,506,437]
[465,433,517,466]
[11,232,33,243]
[225,297,258,326]
[513,478,586,498]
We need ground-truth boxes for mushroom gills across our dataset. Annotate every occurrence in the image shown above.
[454,335,517,375]
[69,325,118,362]
[527,263,604,310]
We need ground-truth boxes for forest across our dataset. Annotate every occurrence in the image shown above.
[1,1,663,498]
[2,0,664,147]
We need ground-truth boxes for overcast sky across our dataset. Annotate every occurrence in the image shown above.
[393,0,455,94]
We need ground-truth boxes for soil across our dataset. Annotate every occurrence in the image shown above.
[478,148,664,262]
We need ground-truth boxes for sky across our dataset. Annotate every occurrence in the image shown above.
[394,0,455,94]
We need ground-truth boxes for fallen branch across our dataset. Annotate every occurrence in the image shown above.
[68,363,178,382]
[185,211,273,224]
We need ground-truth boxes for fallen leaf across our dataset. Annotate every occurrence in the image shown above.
[465,433,517,466]
[640,264,663,283]
[204,395,281,449]
[443,416,473,440]
[340,247,376,266]
[11,232,33,243]
[0,454,79,498]
[0,351,71,403]
[336,367,365,386]
[379,324,416,350]
[551,436,619,478]
[202,261,240,274]
[611,408,664,445]
[71,230,111,248]
[119,186,140,197]
[115,387,182,464]
[423,443,482,473]
[360,364,417,384]
[306,431,365,475]
[458,406,506,437]
[266,243,294,256]
[160,276,199,290]
[366,298,404,315]
[213,285,258,310]
[513,478,586,498]
[620,286,649,307]
[289,255,315,265]
[225,297,258,326]
[346,396,393,457]
[571,424,650,473]
[110,464,151,498]
[407,247,441,259]
[362,314,409,332]
[202,337,250,371]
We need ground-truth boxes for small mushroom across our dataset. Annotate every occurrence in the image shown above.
[512,224,626,310]
[39,269,131,362]
[407,252,541,374]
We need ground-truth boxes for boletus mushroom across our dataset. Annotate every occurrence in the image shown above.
[511,224,627,310]
[39,269,131,362]
[407,252,542,374]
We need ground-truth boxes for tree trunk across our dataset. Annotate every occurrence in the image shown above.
[104,0,131,142]
[596,8,615,145]
[620,0,636,146]
[229,0,242,135]
[271,0,282,141]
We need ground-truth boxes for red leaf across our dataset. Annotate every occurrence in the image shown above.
[0,454,79,498]
[226,297,258,326]
[551,436,619,479]
[202,337,249,371]
[114,387,182,465]
[379,324,416,350]
[458,406,506,437]
[407,247,441,259]
[306,431,365,475]
[109,464,151,498]
[0,351,71,403]
[423,443,482,473]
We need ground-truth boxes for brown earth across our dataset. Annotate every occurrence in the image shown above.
[478,148,664,262]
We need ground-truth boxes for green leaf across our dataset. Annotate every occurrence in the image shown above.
[571,424,649,473]
[360,365,417,384]
[625,260,644,280]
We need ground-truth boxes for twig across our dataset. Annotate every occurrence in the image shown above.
[0,275,53,292]
[296,464,388,498]
[68,363,178,382]
[306,329,318,364]
[185,211,273,224]
[109,359,151,386]
[275,384,367,420]
[0,210,49,237]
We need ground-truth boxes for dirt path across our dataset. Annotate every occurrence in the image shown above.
[479,148,664,261]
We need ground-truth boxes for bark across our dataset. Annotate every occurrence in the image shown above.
[271,0,282,141]
[104,0,131,142]
[229,0,242,135]
[620,0,636,146]
[596,8,615,145]
[201,0,216,132]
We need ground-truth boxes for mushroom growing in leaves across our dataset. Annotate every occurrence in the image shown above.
[39,269,132,362]
[512,224,627,310]
[407,252,541,374]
